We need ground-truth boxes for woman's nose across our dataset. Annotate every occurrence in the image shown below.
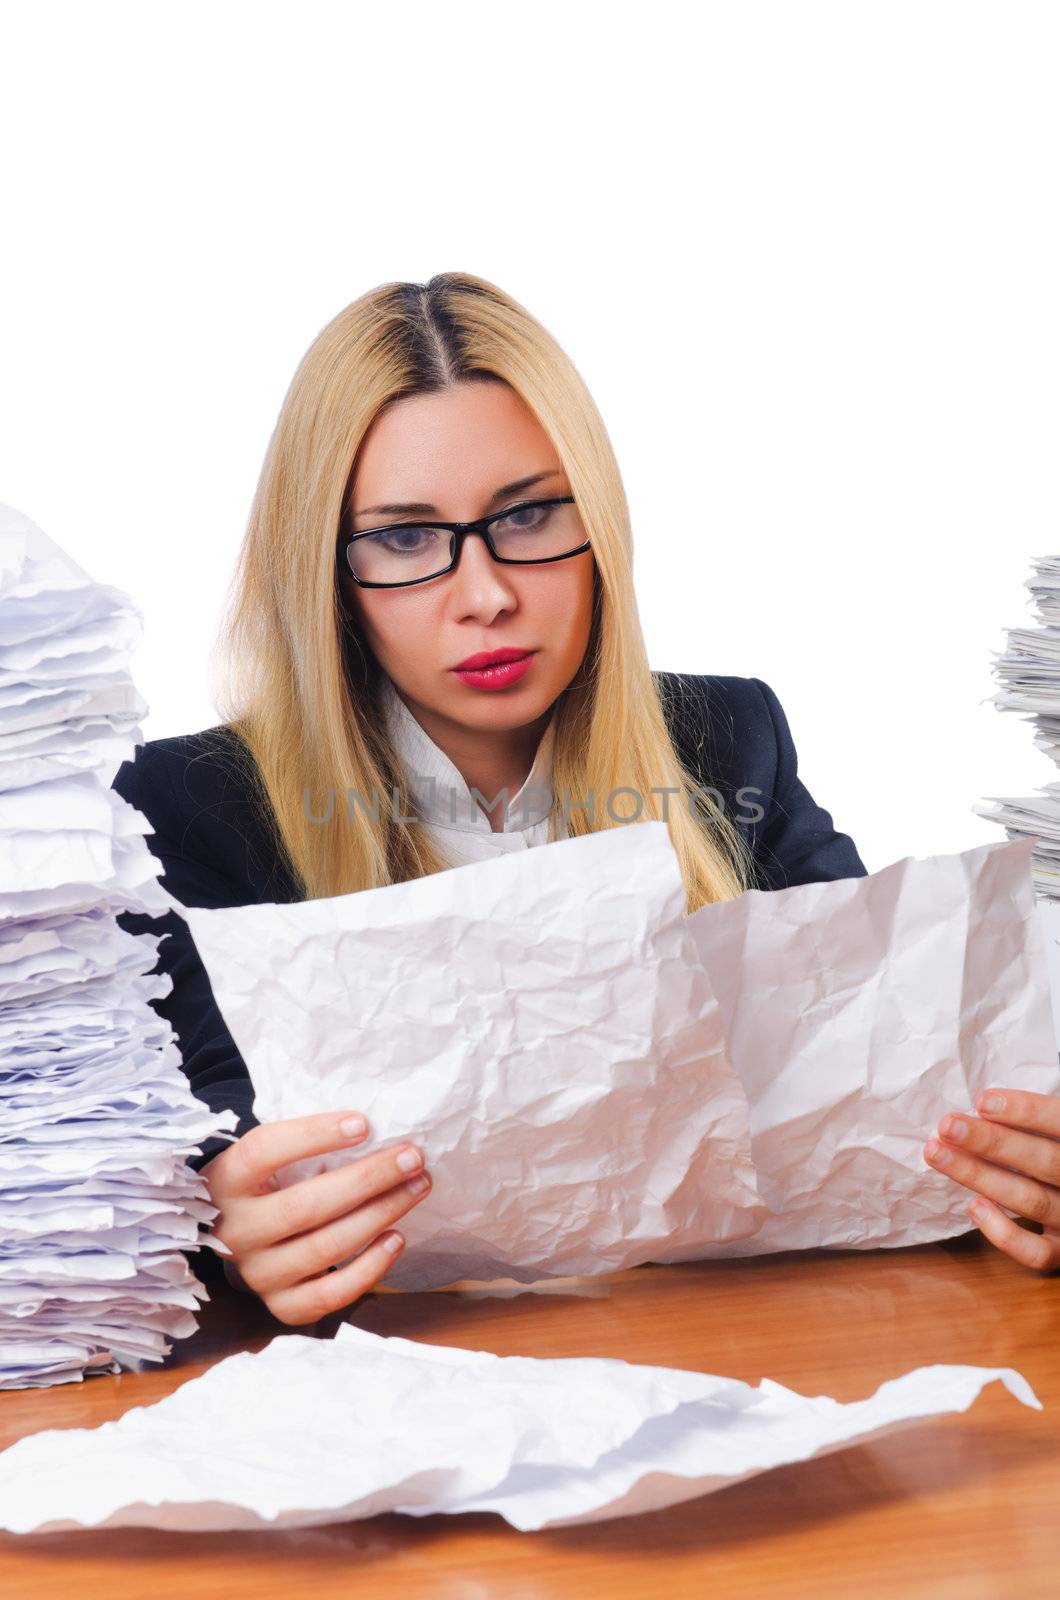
[449,531,518,598]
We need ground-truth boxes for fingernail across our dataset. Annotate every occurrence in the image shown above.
[406,1173,430,1195]
[925,1139,951,1164]
[396,1146,423,1173]
[980,1093,1005,1114]
[340,1114,367,1137]
[945,1117,968,1142]
[970,1198,988,1218]
[382,1232,403,1253]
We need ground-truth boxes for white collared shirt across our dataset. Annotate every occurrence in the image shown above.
[379,672,561,866]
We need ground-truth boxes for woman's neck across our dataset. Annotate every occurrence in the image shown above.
[401,693,553,833]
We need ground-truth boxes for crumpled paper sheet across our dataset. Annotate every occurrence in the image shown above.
[185,824,766,1288]
[660,834,1060,1258]
[185,823,1058,1283]
[0,1323,1041,1533]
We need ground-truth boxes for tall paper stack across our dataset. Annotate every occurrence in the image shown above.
[0,505,238,1390]
[975,554,1060,899]
[973,554,1060,1039]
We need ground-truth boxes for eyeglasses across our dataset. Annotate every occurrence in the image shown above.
[339,495,592,589]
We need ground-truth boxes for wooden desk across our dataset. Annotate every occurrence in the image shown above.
[2,1230,1059,1597]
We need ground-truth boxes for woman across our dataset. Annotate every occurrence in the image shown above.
[113,271,868,1325]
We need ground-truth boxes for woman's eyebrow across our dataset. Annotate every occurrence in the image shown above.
[353,469,566,522]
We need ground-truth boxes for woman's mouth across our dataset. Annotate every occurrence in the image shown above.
[451,652,536,690]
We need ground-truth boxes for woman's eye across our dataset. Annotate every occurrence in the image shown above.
[494,502,551,533]
[372,525,439,555]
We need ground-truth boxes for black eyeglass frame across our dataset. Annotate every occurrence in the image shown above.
[339,495,591,589]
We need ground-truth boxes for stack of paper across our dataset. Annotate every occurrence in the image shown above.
[183,821,1060,1289]
[974,788,1060,900]
[0,1323,1042,1533]
[976,554,1060,898]
[0,504,238,1390]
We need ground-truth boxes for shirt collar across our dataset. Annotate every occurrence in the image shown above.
[379,672,556,835]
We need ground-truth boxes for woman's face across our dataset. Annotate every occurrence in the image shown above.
[340,380,595,741]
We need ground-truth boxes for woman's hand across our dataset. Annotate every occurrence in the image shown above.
[923,1087,1060,1272]
[199,1109,432,1323]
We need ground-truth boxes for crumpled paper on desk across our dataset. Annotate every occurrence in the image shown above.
[0,1323,1041,1533]
[663,834,1060,1257]
[185,823,765,1288]
[185,823,1059,1283]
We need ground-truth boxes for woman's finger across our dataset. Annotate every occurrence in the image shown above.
[208,1109,373,1201]
[974,1086,1060,1140]
[923,1136,1060,1228]
[247,1140,427,1251]
[933,1109,1060,1191]
[268,1231,407,1325]
[965,1196,1060,1273]
[243,1170,432,1295]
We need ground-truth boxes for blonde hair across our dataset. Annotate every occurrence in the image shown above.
[212,271,756,912]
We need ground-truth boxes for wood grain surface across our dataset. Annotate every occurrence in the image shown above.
[2,1230,1059,1598]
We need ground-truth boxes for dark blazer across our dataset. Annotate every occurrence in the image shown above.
[112,672,866,1191]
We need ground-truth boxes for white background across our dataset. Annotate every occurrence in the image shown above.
[2,1,1058,877]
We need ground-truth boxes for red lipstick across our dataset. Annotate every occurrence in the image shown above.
[451,648,536,691]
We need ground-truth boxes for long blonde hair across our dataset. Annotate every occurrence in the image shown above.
[211,271,756,912]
